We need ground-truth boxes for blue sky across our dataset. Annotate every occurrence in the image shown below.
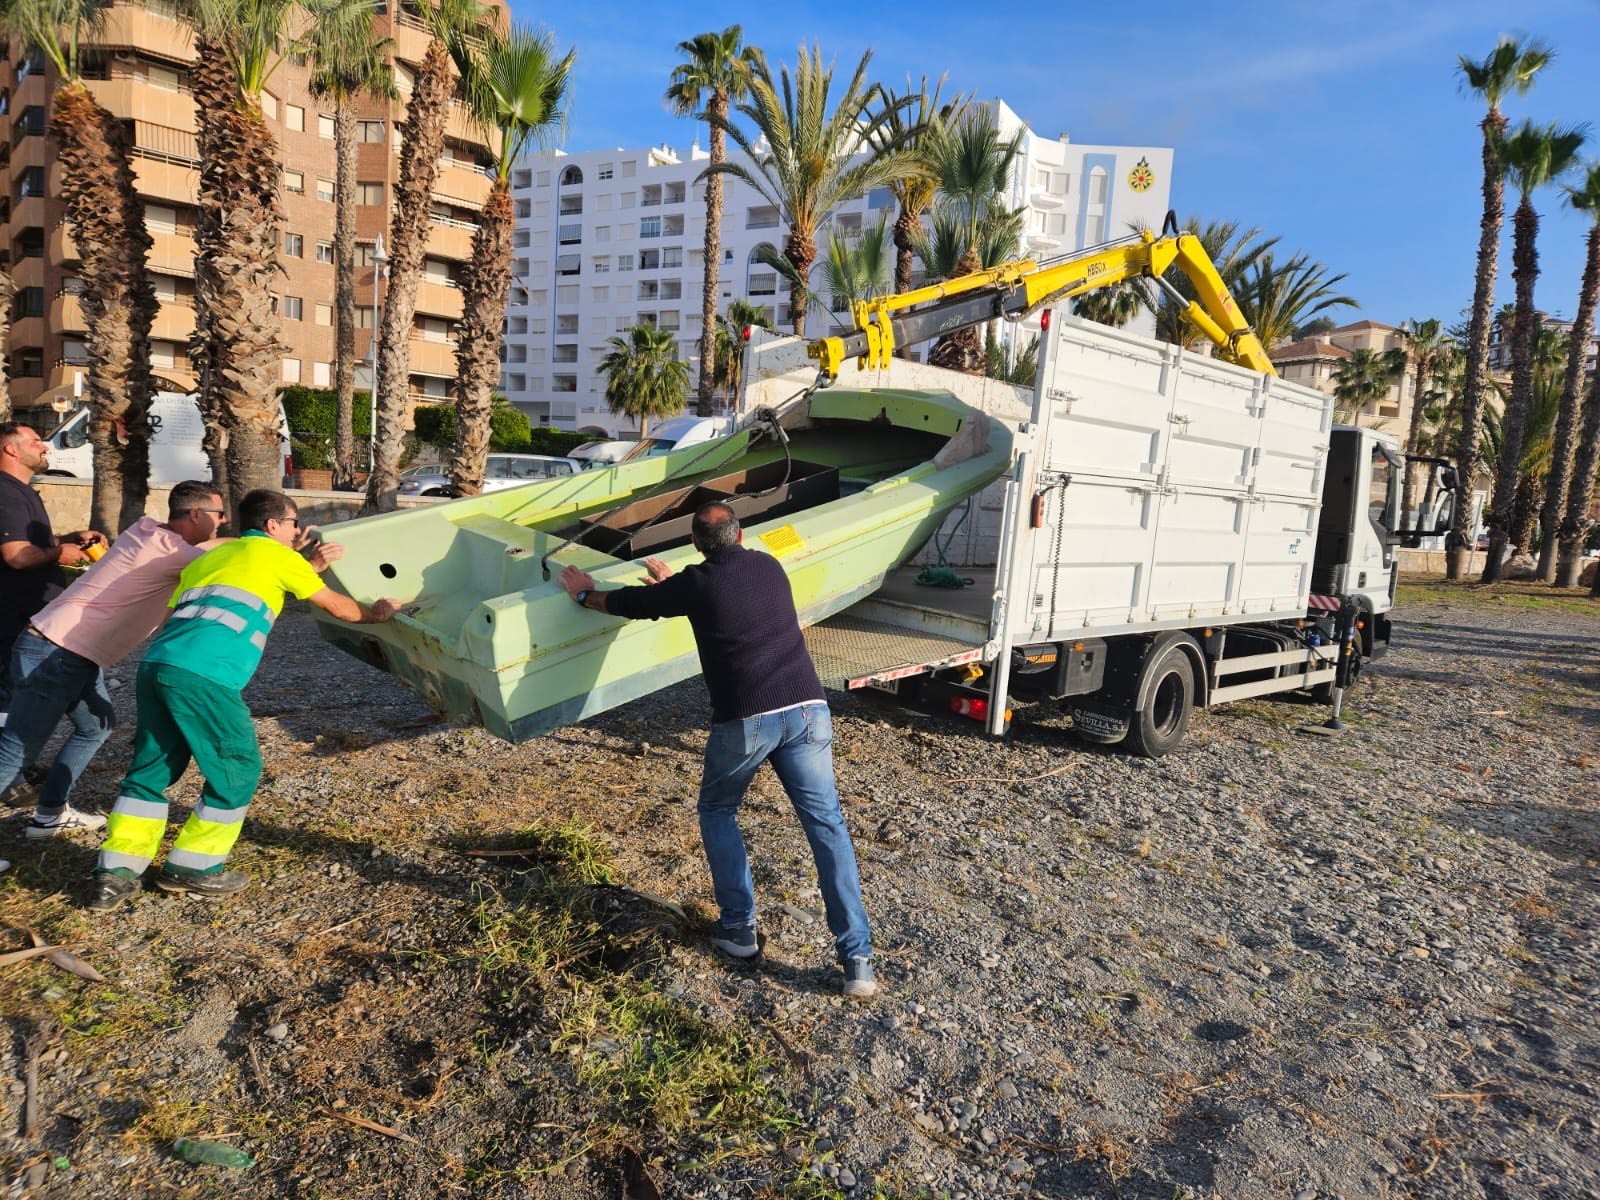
[510,0,1600,331]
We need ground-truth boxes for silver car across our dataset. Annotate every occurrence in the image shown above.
[397,454,581,497]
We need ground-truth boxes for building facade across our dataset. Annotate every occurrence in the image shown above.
[501,99,1173,435]
[1,0,501,426]
[1270,320,1419,434]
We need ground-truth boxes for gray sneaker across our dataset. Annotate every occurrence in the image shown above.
[843,955,877,998]
[710,923,761,959]
[25,806,108,839]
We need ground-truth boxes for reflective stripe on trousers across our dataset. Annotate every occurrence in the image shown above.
[98,794,252,876]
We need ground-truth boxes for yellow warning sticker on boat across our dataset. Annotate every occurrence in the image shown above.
[759,525,805,558]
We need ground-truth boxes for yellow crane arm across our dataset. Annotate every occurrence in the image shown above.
[809,211,1274,380]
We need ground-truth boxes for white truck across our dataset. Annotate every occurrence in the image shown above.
[761,219,1459,755]
[41,391,292,485]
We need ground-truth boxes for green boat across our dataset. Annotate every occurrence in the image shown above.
[313,387,1013,741]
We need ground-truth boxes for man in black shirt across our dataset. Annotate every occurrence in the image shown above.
[559,501,876,998]
[0,422,102,723]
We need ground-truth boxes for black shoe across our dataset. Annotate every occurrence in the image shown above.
[85,870,141,912]
[2,779,37,808]
[155,867,249,898]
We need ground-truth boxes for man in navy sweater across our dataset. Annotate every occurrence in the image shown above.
[559,501,876,998]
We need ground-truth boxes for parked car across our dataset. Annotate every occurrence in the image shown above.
[620,415,734,462]
[398,454,582,497]
[569,439,636,469]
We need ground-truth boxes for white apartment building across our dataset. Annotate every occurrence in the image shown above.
[500,99,1173,435]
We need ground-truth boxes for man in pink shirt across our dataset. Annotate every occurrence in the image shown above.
[1,481,337,838]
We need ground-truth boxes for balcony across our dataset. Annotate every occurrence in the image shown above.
[405,335,457,377]
[99,4,197,61]
[84,78,197,132]
[151,299,195,341]
[9,315,43,348]
[49,292,87,335]
[149,230,195,277]
[391,11,431,66]
[433,159,490,209]
[10,194,47,231]
[425,215,477,260]
[557,222,582,245]
[131,153,199,204]
[415,278,464,320]
[48,222,78,264]
[558,195,582,216]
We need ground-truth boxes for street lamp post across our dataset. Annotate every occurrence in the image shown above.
[367,232,390,475]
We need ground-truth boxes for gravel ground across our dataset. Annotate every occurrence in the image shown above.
[1,587,1597,1200]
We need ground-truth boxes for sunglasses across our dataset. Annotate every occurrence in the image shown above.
[195,508,227,518]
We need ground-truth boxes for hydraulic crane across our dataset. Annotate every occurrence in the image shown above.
[808,211,1274,381]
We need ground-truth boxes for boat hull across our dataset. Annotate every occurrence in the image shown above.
[314,388,1013,741]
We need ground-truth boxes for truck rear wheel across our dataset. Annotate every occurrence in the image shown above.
[1127,641,1196,757]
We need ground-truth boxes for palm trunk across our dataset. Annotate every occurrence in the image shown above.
[1508,472,1539,560]
[449,181,512,497]
[1400,350,1429,527]
[892,205,918,360]
[365,41,453,514]
[1482,195,1538,582]
[1556,359,1600,587]
[1537,225,1599,581]
[1449,110,1507,580]
[784,228,813,337]
[332,100,359,489]
[928,247,985,374]
[0,271,14,420]
[52,83,158,534]
[695,93,726,417]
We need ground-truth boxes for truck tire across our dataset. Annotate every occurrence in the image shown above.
[1126,640,1196,758]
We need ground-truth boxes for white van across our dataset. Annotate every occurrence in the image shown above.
[569,439,636,469]
[621,415,734,462]
[42,391,292,485]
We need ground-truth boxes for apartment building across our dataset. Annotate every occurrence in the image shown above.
[1270,320,1419,433]
[1,0,501,425]
[501,99,1173,435]
[1489,311,1598,385]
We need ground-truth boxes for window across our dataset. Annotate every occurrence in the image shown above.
[593,256,609,273]
[536,170,551,187]
[316,241,334,263]
[1084,214,1105,244]
[867,187,894,210]
[1053,171,1071,193]
[515,199,531,219]
[316,177,334,202]
[357,181,384,205]
[281,357,301,383]
[661,248,683,269]
[620,192,636,210]
[146,204,178,236]
[1033,167,1052,191]
[14,351,43,378]
[284,233,304,257]
[556,284,579,305]
[286,104,304,132]
[19,167,45,197]
[420,317,451,343]
[598,164,614,180]
[619,160,636,178]
[358,120,384,143]
[357,243,378,267]
[152,275,178,302]
[313,361,331,386]
[318,114,335,139]
[262,92,278,120]
[150,341,178,368]
[283,169,304,194]
[617,254,634,272]
[14,286,45,318]
[592,286,609,302]
[513,169,532,189]
[640,216,661,239]
[594,225,611,243]
[1088,168,1108,205]
[149,65,181,92]
[355,306,375,328]
[283,296,303,320]
[596,194,612,212]
[314,302,332,326]
[747,205,779,230]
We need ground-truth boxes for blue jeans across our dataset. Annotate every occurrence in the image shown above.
[0,629,115,816]
[698,702,872,962]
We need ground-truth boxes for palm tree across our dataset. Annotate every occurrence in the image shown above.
[1235,252,1356,350]
[665,26,757,417]
[1332,347,1406,425]
[820,216,892,328]
[1507,327,1568,555]
[1399,319,1451,524]
[1556,164,1600,587]
[1073,282,1146,328]
[3,0,158,532]
[364,0,490,513]
[598,323,690,437]
[186,0,297,514]
[300,0,394,491]
[874,75,966,298]
[448,23,573,497]
[1152,217,1277,349]
[1449,36,1552,580]
[712,299,772,410]
[1481,120,1585,582]
[702,44,918,337]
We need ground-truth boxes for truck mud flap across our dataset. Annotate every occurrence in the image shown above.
[1069,702,1129,743]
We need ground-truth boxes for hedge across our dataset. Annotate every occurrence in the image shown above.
[279,385,373,471]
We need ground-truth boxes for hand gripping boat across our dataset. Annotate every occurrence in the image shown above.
[312,387,1013,741]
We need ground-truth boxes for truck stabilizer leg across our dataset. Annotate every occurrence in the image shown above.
[1323,603,1360,732]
